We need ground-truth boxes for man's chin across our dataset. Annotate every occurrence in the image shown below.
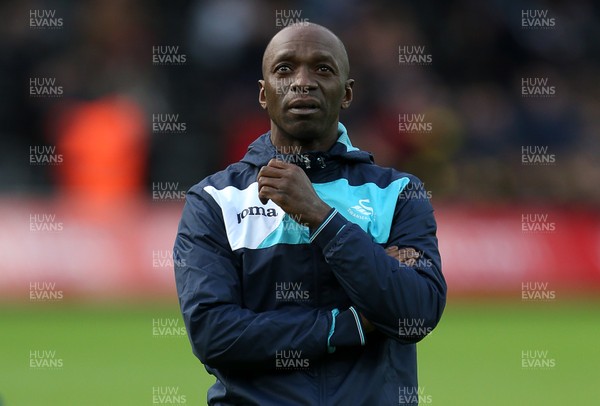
[281,120,325,140]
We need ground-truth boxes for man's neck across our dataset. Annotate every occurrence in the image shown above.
[270,124,339,153]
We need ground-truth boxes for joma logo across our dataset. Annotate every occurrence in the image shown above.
[237,206,278,224]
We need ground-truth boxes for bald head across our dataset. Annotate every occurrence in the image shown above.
[258,22,354,148]
[262,23,350,80]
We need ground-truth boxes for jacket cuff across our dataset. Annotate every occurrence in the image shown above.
[329,307,367,350]
[309,209,348,247]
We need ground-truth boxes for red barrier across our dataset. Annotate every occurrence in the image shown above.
[1,199,599,301]
[436,205,600,296]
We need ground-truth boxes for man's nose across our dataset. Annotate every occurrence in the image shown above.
[290,67,316,92]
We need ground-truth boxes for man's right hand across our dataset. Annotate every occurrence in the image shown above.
[359,245,421,332]
[385,245,420,266]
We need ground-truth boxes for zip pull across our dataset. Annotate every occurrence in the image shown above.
[302,155,311,169]
[316,156,326,168]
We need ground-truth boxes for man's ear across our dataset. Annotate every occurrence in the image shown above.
[258,80,267,109]
[341,79,354,109]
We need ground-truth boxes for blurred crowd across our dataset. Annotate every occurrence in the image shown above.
[1,0,598,204]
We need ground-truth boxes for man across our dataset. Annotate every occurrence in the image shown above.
[174,23,446,405]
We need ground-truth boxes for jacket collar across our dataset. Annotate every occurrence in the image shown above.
[240,122,373,169]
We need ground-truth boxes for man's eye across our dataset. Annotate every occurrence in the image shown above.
[317,66,333,72]
[276,65,291,73]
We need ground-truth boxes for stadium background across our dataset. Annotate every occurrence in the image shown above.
[1,0,599,404]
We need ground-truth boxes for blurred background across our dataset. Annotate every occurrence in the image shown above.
[1,0,599,405]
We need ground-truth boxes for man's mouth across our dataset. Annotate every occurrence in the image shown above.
[287,99,320,115]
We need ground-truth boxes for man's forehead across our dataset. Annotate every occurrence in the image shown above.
[262,24,349,75]
[269,42,339,61]
[272,37,338,48]
[267,25,344,54]
[272,24,338,42]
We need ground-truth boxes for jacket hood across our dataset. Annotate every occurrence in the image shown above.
[240,122,373,169]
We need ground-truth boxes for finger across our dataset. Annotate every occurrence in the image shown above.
[398,248,408,261]
[257,172,280,204]
[385,248,398,258]
[398,247,419,261]
[257,175,282,192]
[258,165,284,181]
[267,158,292,169]
[258,185,279,203]
[406,248,420,258]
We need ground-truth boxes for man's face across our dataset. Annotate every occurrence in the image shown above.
[259,25,353,142]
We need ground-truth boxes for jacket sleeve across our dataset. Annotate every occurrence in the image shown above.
[310,176,446,344]
[173,186,361,370]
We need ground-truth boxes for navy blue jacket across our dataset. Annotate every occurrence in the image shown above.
[174,123,446,405]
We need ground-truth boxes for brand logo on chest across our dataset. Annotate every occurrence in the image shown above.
[347,199,374,221]
[236,206,279,224]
